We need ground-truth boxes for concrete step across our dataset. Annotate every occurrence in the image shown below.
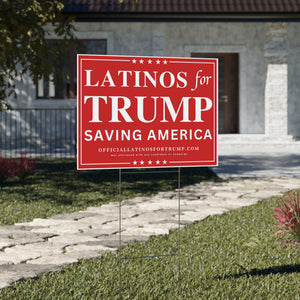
[218,134,295,143]
[218,134,300,155]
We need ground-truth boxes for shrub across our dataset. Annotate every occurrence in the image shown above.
[272,191,300,240]
[0,157,36,184]
[0,157,15,184]
[13,157,36,180]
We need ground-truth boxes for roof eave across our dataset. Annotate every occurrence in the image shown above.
[63,12,300,22]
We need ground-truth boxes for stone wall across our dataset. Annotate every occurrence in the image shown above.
[264,23,288,136]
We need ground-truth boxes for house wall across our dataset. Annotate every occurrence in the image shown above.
[163,22,265,134]
[288,23,300,137]
[8,21,300,136]
[76,21,266,134]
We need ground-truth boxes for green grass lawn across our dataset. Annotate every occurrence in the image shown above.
[0,158,217,225]
[1,191,300,299]
[0,159,299,299]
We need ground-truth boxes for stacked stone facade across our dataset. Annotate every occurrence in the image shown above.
[264,23,288,137]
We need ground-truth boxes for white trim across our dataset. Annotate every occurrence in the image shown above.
[49,74,55,97]
[38,77,44,97]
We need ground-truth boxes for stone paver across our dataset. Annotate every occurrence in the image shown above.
[0,177,299,289]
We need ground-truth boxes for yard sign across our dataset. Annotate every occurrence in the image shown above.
[77,55,218,169]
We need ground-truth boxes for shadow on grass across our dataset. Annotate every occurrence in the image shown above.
[34,159,219,192]
[218,264,300,279]
[1,158,219,205]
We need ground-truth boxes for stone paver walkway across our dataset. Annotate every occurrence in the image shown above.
[0,176,299,289]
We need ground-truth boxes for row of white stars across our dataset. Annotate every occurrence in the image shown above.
[133,160,167,166]
[132,59,168,65]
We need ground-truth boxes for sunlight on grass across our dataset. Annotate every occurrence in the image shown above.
[1,192,300,299]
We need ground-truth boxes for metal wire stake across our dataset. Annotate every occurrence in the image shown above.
[178,167,181,294]
[117,168,182,298]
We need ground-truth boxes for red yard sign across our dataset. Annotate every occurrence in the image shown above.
[77,55,218,169]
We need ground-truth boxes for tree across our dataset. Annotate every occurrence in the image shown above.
[0,0,74,110]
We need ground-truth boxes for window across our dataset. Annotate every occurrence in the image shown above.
[37,39,107,99]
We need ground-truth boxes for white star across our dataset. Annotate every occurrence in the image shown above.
[156,59,160,64]
[148,160,152,165]
[148,59,152,64]
[133,161,137,165]
[163,160,167,164]
[132,59,137,64]
[156,160,160,164]
[140,160,144,165]
[163,60,167,64]
[139,59,144,64]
